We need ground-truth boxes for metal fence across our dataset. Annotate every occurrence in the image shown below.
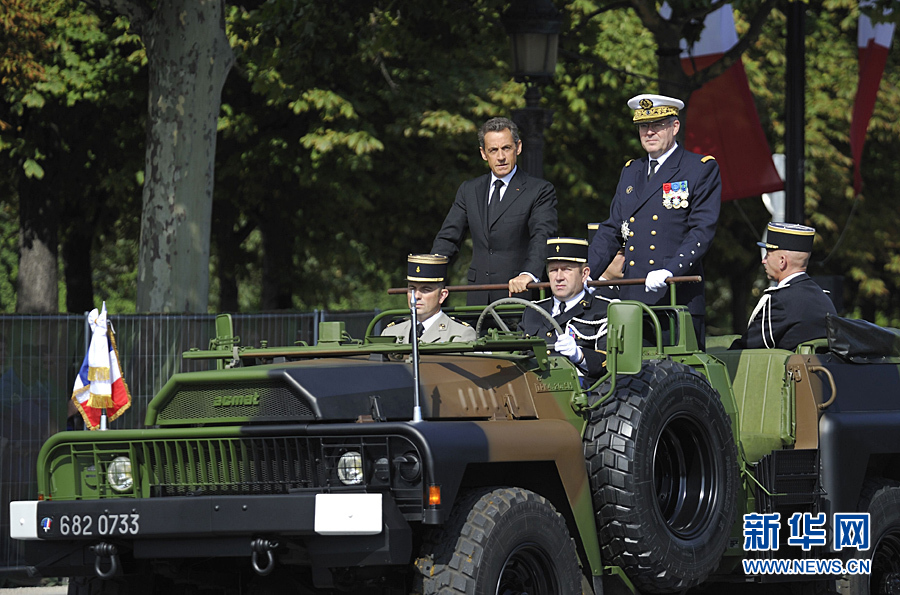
[0,310,383,572]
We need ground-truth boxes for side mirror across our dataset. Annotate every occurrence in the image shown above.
[606,302,643,375]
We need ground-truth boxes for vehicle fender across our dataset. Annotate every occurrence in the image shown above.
[819,411,900,519]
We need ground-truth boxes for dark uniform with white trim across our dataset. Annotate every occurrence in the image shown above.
[731,223,836,351]
[519,239,615,382]
[731,273,835,351]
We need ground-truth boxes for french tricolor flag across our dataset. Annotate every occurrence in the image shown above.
[71,303,131,430]
[851,1,895,195]
[674,4,784,201]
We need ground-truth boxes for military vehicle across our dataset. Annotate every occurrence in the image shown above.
[8,290,900,595]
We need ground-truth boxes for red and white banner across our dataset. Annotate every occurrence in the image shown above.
[850,1,895,194]
[71,303,131,430]
[674,4,784,201]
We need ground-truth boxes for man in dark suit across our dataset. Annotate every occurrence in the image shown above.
[520,238,615,384]
[730,223,836,351]
[588,94,720,345]
[432,117,558,305]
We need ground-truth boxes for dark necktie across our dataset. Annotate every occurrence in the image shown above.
[487,179,504,225]
[648,159,658,181]
[409,321,425,343]
[555,301,567,318]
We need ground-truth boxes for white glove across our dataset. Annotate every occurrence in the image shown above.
[645,269,673,292]
[554,332,583,364]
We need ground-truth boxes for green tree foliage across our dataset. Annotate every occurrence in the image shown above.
[3,0,900,330]
[217,0,514,311]
[0,1,144,313]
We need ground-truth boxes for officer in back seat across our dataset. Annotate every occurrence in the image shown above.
[730,223,836,351]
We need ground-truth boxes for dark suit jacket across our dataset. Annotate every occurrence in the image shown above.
[731,273,837,351]
[432,167,557,305]
[519,292,614,381]
[588,145,720,316]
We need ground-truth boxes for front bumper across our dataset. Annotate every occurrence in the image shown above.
[11,492,412,574]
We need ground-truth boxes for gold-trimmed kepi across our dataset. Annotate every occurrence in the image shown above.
[407,254,448,282]
[587,223,600,245]
[547,238,589,263]
[757,222,816,252]
[628,94,684,123]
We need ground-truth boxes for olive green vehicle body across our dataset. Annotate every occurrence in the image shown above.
[10,302,900,592]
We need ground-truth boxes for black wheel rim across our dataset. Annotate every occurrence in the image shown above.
[871,527,900,594]
[496,543,559,595]
[652,412,718,539]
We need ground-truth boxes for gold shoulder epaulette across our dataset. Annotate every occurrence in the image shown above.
[385,321,397,328]
[452,317,471,327]
[625,159,635,167]
[701,155,716,163]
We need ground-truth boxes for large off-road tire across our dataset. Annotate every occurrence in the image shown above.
[839,479,900,595]
[412,487,582,595]
[584,359,739,593]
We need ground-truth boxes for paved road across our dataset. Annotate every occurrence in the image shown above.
[0,588,66,594]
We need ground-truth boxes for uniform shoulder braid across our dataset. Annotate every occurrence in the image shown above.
[701,155,716,163]
[450,316,471,327]
[625,159,635,167]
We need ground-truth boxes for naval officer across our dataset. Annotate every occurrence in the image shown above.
[588,94,720,346]
[382,254,476,344]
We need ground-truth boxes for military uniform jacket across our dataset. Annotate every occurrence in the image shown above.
[519,292,615,379]
[588,145,720,315]
[381,311,476,344]
[732,273,837,351]
[431,168,558,305]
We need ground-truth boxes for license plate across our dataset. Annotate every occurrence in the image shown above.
[314,493,381,535]
[51,512,140,537]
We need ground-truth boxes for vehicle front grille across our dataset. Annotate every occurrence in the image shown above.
[143,437,321,496]
[46,435,423,516]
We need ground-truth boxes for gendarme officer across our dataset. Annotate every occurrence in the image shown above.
[587,94,721,345]
[730,223,836,351]
[520,238,615,383]
[382,254,476,344]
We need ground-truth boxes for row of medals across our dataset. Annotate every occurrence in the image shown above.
[662,182,689,209]
[663,195,689,209]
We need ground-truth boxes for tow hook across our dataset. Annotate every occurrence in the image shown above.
[250,538,278,576]
[90,543,119,579]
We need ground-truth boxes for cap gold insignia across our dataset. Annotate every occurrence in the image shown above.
[626,185,633,194]
[416,266,421,272]
[639,98,653,109]
[556,245,560,253]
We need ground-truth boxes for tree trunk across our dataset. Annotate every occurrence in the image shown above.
[211,197,240,312]
[62,225,95,314]
[17,178,59,313]
[135,0,234,313]
[259,193,295,311]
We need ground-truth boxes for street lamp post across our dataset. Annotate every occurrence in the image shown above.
[502,0,562,179]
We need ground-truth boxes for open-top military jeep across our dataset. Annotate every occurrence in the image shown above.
[9,290,900,595]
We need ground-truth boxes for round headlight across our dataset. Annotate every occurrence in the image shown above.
[107,456,134,493]
[337,451,364,485]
